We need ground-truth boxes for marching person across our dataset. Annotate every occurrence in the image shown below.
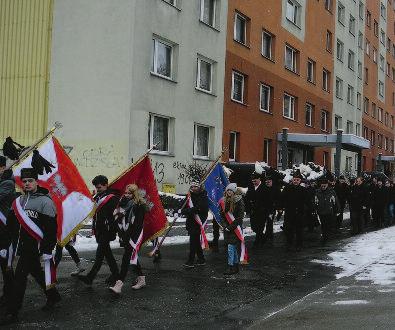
[261,175,279,244]
[281,171,306,251]
[110,184,149,294]
[1,168,60,325]
[78,175,119,286]
[371,178,387,229]
[182,180,209,268]
[0,156,16,306]
[245,172,266,248]
[220,183,246,276]
[54,237,85,276]
[334,175,350,231]
[349,177,368,235]
[315,178,339,245]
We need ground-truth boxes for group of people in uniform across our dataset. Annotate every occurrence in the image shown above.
[1,151,395,325]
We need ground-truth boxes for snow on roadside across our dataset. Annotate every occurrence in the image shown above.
[312,225,395,283]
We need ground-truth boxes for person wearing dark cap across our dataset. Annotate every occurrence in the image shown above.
[371,178,386,229]
[78,175,119,286]
[1,168,60,325]
[245,172,266,248]
[280,171,306,251]
[314,178,339,245]
[0,156,16,307]
[334,175,350,231]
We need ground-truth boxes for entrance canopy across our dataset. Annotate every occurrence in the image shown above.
[379,155,395,162]
[276,132,370,152]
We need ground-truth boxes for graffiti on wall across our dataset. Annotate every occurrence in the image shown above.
[73,145,125,169]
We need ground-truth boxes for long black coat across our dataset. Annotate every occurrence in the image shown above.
[334,182,350,207]
[371,186,388,208]
[280,183,306,216]
[245,183,266,232]
[261,185,280,214]
[349,184,368,212]
[183,190,209,235]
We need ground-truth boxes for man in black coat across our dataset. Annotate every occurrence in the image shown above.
[245,172,266,248]
[182,181,209,268]
[261,176,280,243]
[334,175,350,230]
[371,178,387,229]
[349,177,368,235]
[281,172,306,251]
[78,175,119,286]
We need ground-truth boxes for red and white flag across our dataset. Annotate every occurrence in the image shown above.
[12,135,95,246]
[109,155,168,244]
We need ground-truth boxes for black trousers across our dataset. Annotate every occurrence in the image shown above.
[119,245,143,281]
[87,241,119,281]
[55,243,80,267]
[8,249,59,315]
[336,203,345,229]
[284,211,303,248]
[212,220,220,244]
[320,214,334,241]
[188,232,204,262]
[372,206,385,229]
[264,212,274,240]
[0,257,13,302]
[351,210,364,234]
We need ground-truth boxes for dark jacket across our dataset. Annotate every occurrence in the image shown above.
[315,187,339,216]
[245,183,266,232]
[4,186,57,255]
[281,183,306,214]
[221,195,245,245]
[0,169,16,218]
[93,190,119,243]
[371,185,388,208]
[261,184,280,214]
[334,181,350,206]
[349,184,368,212]
[182,189,209,235]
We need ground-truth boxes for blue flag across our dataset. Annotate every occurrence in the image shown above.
[204,163,229,224]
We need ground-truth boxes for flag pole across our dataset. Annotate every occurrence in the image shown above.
[7,121,63,171]
[148,149,226,257]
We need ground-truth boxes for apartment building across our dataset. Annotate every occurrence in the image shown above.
[223,0,335,168]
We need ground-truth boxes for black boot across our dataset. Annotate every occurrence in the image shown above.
[41,288,61,311]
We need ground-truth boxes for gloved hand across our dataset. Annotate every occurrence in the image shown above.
[0,249,7,259]
[41,254,53,261]
[224,226,231,232]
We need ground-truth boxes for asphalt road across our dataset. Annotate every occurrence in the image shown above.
[0,219,388,329]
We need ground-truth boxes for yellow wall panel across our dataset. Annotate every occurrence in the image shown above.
[0,0,53,146]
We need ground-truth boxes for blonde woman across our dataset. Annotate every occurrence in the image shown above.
[110,184,149,294]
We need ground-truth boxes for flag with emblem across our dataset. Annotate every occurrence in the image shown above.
[12,135,95,246]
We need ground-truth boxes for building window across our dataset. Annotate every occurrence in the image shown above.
[152,37,173,79]
[334,115,342,130]
[229,131,238,161]
[385,112,389,126]
[285,44,298,73]
[380,55,385,71]
[359,1,364,20]
[231,71,245,103]
[378,107,383,122]
[348,50,355,70]
[379,81,384,97]
[321,110,329,131]
[286,0,301,26]
[372,102,376,118]
[364,97,369,114]
[149,114,170,152]
[366,10,371,27]
[373,47,377,63]
[363,126,369,139]
[336,39,344,61]
[378,134,383,149]
[356,123,361,136]
[263,139,271,163]
[358,61,362,79]
[349,15,356,35]
[338,2,345,24]
[364,67,368,84]
[374,20,379,36]
[393,68,395,82]
[385,137,388,151]
[345,156,353,173]
[357,92,361,110]
[325,0,332,12]
[200,0,216,27]
[371,130,375,145]
[391,116,394,129]
[347,85,354,105]
[346,120,353,134]
[358,32,363,49]
[381,29,386,45]
[260,83,272,113]
[381,3,386,19]
[326,30,332,52]
[262,30,274,59]
[365,39,370,56]
[196,57,213,92]
[305,103,314,127]
[283,93,296,120]
[387,62,391,76]
[307,59,315,83]
[322,69,330,92]
[387,38,391,52]
[335,77,343,99]
[193,124,210,158]
[234,13,247,45]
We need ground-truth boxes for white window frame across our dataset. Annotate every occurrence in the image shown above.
[229,131,237,162]
[379,81,384,97]
[196,57,213,93]
[338,2,345,24]
[335,77,343,99]
[356,123,361,136]
[322,69,330,92]
[283,93,295,120]
[259,83,271,113]
[152,38,173,79]
[305,103,313,127]
[326,30,332,52]
[373,48,377,62]
[321,110,329,132]
[262,30,273,59]
[336,39,344,61]
[193,124,210,159]
[149,114,170,154]
[286,0,300,26]
[348,50,355,70]
[285,45,298,72]
[349,15,356,36]
[200,0,216,27]
[234,13,247,45]
[346,120,353,134]
[357,92,361,110]
[231,71,245,103]
[347,85,354,105]
[307,59,315,83]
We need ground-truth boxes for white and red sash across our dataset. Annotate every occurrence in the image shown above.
[187,195,209,250]
[12,196,56,289]
[0,210,6,226]
[219,198,248,264]
[12,196,44,241]
[95,194,115,214]
[129,229,144,265]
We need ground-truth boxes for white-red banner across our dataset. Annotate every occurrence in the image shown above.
[12,135,95,246]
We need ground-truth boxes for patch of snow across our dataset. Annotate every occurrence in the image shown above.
[333,300,369,305]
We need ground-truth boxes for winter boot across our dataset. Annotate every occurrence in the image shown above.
[132,276,146,290]
[77,274,93,286]
[42,288,61,311]
[109,280,123,294]
[70,262,86,277]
